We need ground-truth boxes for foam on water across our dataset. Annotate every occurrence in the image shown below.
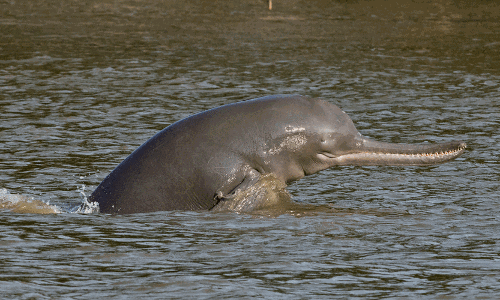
[0,188,61,214]
[0,185,100,215]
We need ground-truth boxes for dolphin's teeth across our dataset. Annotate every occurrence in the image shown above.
[359,145,465,160]
[365,147,466,158]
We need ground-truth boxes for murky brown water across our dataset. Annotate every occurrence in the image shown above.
[1,0,500,298]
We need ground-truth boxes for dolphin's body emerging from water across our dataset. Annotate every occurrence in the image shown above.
[89,95,466,214]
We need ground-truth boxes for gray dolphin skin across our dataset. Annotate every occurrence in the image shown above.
[89,95,466,214]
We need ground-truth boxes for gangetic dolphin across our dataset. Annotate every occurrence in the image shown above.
[89,95,466,214]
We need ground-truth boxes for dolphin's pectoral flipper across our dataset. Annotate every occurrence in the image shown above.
[228,168,262,196]
[211,168,262,211]
[212,168,290,212]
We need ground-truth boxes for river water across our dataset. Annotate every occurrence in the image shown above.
[1,0,500,298]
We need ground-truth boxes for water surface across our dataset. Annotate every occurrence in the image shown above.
[1,0,499,298]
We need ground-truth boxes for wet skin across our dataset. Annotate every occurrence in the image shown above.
[89,95,466,214]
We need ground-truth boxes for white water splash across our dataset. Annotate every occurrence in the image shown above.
[73,184,100,214]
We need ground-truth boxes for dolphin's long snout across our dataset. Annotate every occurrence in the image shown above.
[335,138,466,166]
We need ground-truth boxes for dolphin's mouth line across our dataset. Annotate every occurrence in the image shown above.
[339,149,464,159]
[360,144,465,157]
[320,143,466,166]
[323,145,466,158]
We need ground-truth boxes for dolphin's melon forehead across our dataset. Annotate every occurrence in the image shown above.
[286,96,354,130]
[246,96,353,132]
